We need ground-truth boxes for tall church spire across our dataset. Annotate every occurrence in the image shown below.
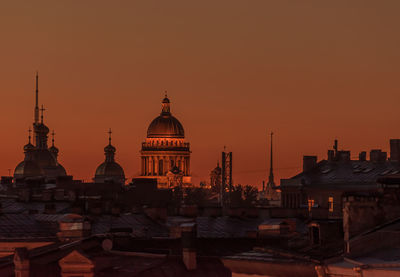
[34,72,39,124]
[267,131,275,187]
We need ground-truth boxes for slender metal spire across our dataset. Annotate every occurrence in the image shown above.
[268,131,275,186]
[34,72,39,124]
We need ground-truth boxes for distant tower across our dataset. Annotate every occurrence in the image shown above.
[267,132,275,187]
[94,129,125,184]
[221,150,232,206]
[265,132,280,201]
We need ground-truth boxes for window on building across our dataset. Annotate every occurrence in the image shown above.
[328,196,334,212]
[308,199,314,212]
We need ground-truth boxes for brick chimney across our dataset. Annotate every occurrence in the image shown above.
[14,247,29,277]
[303,156,317,172]
[57,214,91,242]
[181,222,197,271]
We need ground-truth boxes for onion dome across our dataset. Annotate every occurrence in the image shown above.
[147,95,185,138]
[24,142,35,152]
[104,144,116,155]
[34,123,49,135]
[24,128,35,152]
[94,129,125,184]
[49,130,59,156]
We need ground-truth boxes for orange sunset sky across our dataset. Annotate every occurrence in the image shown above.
[1,1,400,187]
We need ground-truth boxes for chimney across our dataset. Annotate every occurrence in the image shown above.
[370,149,387,162]
[303,156,317,172]
[14,247,29,277]
[181,222,197,271]
[390,139,400,162]
[359,151,367,161]
[57,214,91,242]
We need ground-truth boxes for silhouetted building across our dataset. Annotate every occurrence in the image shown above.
[94,129,125,184]
[280,139,400,219]
[140,94,191,188]
[14,73,67,182]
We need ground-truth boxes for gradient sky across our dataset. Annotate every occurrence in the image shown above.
[1,1,400,187]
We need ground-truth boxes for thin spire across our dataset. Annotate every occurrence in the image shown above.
[165,90,168,98]
[40,105,45,123]
[108,128,112,145]
[34,72,39,124]
[51,130,55,147]
[268,131,275,186]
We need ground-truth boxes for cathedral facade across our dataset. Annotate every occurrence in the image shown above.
[140,95,191,188]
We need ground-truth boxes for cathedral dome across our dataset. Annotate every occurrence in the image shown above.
[146,95,185,138]
[95,162,124,177]
[147,115,185,138]
[14,160,43,178]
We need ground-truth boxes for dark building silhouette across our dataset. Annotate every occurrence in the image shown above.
[93,129,125,184]
[14,73,67,182]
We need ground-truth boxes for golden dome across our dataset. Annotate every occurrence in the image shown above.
[147,96,185,138]
[147,115,185,138]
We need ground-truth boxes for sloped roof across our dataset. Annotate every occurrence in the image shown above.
[283,160,400,187]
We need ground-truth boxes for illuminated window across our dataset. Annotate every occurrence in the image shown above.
[308,199,314,212]
[328,197,334,212]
